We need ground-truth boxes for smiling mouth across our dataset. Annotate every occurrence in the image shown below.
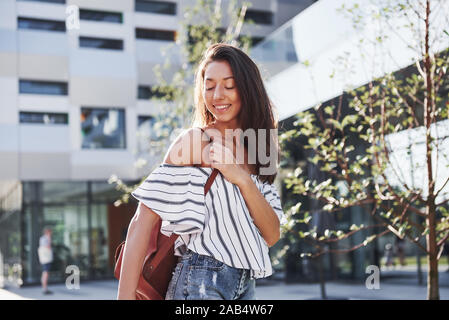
[214,104,231,111]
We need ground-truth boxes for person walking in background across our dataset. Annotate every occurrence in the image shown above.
[38,227,53,295]
[384,243,394,269]
[395,237,406,267]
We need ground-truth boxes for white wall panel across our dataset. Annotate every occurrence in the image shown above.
[18,96,69,113]
[18,54,69,80]
[69,0,133,12]
[0,124,19,151]
[0,0,17,29]
[70,49,136,78]
[0,30,17,52]
[16,1,66,21]
[20,152,71,180]
[71,150,136,180]
[18,30,69,56]
[0,78,18,124]
[134,12,179,30]
[19,125,71,152]
[70,76,135,108]
[0,153,19,180]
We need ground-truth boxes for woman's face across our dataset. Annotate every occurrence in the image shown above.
[203,60,242,126]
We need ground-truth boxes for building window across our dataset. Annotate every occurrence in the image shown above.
[138,85,173,100]
[79,9,123,24]
[79,36,124,50]
[17,0,66,4]
[244,9,273,25]
[19,80,68,95]
[135,0,177,15]
[19,112,68,124]
[137,115,155,147]
[81,108,126,149]
[238,35,264,46]
[18,17,66,32]
[137,115,168,147]
[135,28,176,41]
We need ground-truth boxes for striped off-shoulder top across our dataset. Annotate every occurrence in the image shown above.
[131,163,287,279]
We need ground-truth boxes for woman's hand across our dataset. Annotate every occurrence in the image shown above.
[208,132,251,186]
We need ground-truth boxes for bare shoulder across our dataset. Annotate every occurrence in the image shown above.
[162,127,210,166]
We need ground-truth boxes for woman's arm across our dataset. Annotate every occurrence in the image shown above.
[237,176,280,247]
[117,202,159,300]
[207,135,281,247]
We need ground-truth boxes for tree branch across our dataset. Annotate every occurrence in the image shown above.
[318,224,386,243]
[435,175,449,198]
[310,229,392,258]
[437,231,449,248]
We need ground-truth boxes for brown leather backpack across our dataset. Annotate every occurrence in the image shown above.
[114,168,219,300]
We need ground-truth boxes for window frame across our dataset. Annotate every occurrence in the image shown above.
[17,17,66,32]
[134,0,177,15]
[80,107,127,150]
[19,79,68,96]
[79,9,123,24]
[19,111,69,125]
[135,28,176,41]
[79,36,124,51]
[244,9,274,25]
[17,0,66,4]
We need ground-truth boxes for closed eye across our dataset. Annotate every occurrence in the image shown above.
[206,87,234,91]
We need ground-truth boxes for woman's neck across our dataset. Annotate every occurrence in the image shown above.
[210,119,241,135]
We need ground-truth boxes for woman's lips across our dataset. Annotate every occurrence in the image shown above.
[214,104,231,112]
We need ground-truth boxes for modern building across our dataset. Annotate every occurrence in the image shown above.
[251,0,449,282]
[0,0,316,286]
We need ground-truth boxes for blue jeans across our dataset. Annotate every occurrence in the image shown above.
[165,250,255,300]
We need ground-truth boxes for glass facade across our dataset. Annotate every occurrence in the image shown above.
[0,180,138,286]
[250,24,299,78]
[19,80,68,96]
[0,181,22,287]
[79,9,123,24]
[17,0,66,3]
[245,9,274,25]
[79,36,124,50]
[135,0,177,15]
[18,17,66,32]
[19,112,68,125]
[80,108,126,149]
[137,85,173,100]
[135,28,176,41]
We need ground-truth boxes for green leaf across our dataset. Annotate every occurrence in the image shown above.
[363,235,376,246]
[324,106,333,116]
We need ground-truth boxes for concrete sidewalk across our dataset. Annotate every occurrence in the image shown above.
[1,267,449,300]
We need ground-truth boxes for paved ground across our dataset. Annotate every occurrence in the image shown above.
[1,265,448,300]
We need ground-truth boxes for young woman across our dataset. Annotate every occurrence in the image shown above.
[117,43,286,300]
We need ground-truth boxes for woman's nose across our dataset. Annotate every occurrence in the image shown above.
[213,85,225,100]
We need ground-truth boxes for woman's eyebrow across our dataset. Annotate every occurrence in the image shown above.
[205,76,234,81]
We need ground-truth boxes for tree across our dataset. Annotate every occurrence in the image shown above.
[280,0,449,300]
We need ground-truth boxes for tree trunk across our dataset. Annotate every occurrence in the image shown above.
[426,200,440,300]
[423,0,439,301]
[317,254,327,300]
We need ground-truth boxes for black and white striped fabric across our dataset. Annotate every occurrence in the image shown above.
[131,163,287,279]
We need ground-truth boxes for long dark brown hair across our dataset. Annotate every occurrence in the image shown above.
[192,43,280,184]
